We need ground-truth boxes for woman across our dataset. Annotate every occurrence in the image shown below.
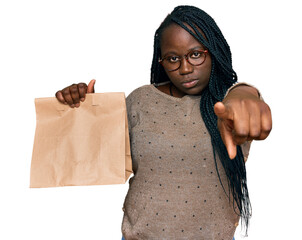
[56,5,272,239]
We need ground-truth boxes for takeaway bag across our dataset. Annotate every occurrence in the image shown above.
[30,93,133,188]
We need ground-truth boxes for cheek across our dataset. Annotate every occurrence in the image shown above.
[198,56,212,81]
[163,68,176,82]
[194,65,211,83]
[165,72,181,86]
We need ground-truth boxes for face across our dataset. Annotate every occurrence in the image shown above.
[160,24,212,96]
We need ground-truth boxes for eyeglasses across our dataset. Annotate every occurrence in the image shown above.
[159,49,208,72]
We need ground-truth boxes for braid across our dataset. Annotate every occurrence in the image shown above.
[151,5,251,235]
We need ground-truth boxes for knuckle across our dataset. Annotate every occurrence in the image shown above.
[262,128,272,137]
[62,88,70,95]
[55,91,61,98]
[242,98,261,108]
[70,87,78,94]
[262,120,273,134]
[236,129,249,137]
[234,137,246,145]
[260,102,271,114]
[261,104,272,117]
[264,121,272,130]
[246,99,259,109]
[257,133,269,140]
[70,83,77,90]
[55,91,64,103]
[249,130,261,139]
[78,82,87,89]
[239,99,248,107]
[256,127,272,140]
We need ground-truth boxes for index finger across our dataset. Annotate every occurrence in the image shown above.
[214,102,234,120]
[55,91,67,104]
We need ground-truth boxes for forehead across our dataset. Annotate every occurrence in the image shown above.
[160,23,205,54]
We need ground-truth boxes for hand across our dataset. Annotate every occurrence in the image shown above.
[214,85,272,159]
[55,79,96,108]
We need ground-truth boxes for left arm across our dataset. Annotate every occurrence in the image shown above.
[214,84,272,159]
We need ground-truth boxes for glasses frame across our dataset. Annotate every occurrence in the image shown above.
[158,49,208,72]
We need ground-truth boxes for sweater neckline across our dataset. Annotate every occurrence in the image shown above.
[150,84,201,102]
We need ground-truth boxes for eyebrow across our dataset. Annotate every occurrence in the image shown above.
[162,46,206,57]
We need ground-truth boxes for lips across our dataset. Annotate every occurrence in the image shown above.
[182,79,199,88]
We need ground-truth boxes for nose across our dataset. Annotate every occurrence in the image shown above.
[178,57,193,75]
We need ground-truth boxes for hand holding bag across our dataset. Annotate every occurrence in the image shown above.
[30,93,133,188]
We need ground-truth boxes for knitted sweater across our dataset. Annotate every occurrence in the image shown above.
[121,84,250,240]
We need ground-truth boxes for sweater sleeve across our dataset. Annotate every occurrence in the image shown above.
[126,91,140,135]
[224,82,263,100]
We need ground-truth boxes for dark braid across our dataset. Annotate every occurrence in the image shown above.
[151,5,251,235]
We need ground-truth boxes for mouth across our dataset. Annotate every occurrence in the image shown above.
[182,79,199,88]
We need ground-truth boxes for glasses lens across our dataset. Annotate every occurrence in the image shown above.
[161,57,180,72]
[188,50,206,66]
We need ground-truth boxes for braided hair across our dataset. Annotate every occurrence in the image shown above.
[151,5,251,234]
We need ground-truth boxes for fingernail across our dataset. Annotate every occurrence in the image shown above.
[80,98,85,102]
[71,104,75,108]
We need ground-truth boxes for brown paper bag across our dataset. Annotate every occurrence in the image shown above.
[30,93,133,188]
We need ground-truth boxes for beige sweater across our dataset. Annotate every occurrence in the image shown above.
[121,84,250,240]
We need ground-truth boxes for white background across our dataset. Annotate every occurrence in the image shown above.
[0,0,301,239]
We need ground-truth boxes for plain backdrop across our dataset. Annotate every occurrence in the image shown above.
[0,0,301,239]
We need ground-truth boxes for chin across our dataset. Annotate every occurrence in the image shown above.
[184,86,205,95]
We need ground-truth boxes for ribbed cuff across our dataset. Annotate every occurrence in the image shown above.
[224,82,262,100]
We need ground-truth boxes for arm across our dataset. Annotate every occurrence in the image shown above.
[214,84,272,159]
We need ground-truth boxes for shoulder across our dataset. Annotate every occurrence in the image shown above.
[126,84,155,104]
[125,85,154,127]
[127,84,153,98]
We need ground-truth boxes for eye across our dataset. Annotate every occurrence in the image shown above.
[190,51,202,59]
[166,55,180,63]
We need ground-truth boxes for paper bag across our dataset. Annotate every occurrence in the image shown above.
[30,93,133,188]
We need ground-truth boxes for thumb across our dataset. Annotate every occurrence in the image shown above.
[214,102,230,120]
[87,79,96,93]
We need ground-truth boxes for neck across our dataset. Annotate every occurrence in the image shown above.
[169,82,186,98]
